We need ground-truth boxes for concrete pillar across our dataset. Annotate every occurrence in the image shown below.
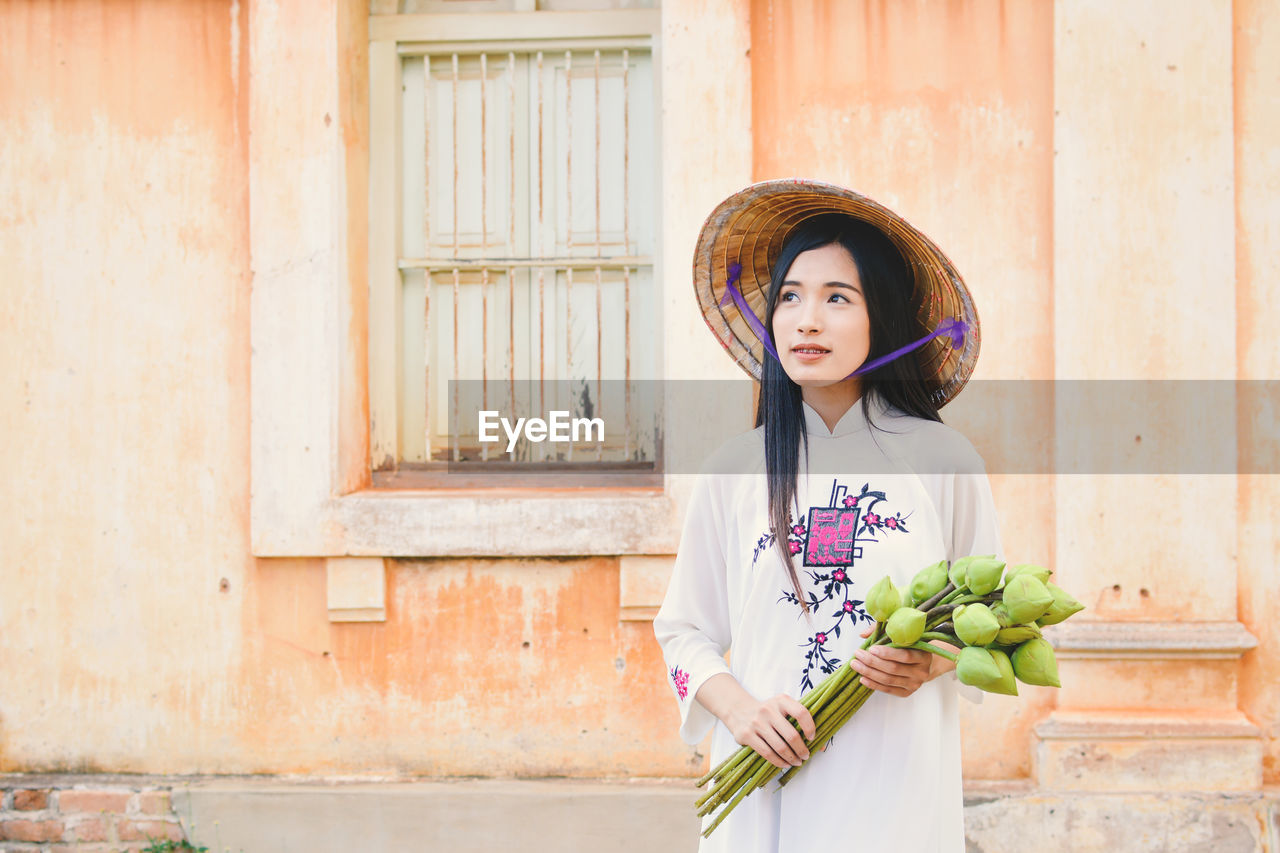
[1044,0,1260,790]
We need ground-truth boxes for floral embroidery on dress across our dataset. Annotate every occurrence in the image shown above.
[768,480,913,692]
[670,666,690,700]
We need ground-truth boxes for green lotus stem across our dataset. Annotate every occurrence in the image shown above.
[830,683,874,728]
[698,755,758,814]
[804,681,873,753]
[702,759,776,837]
[925,602,960,621]
[907,641,958,662]
[810,685,870,745]
[777,682,876,789]
[918,581,955,613]
[700,602,964,833]
[801,662,850,711]
[810,678,865,732]
[699,663,858,793]
[696,750,738,788]
[809,696,861,748]
[696,757,744,810]
[711,749,754,788]
[778,684,876,787]
[696,557,1083,838]
[752,761,783,791]
[963,593,1005,607]
[705,753,772,813]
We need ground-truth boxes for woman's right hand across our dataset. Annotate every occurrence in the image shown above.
[695,674,816,769]
[725,693,817,769]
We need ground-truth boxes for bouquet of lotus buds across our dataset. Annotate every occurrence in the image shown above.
[693,555,1085,837]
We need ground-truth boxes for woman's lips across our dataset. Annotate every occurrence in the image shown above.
[791,346,830,362]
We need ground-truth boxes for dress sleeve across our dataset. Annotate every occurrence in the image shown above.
[652,472,735,745]
[943,464,1005,706]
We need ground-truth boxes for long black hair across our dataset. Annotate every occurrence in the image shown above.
[755,213,942,613]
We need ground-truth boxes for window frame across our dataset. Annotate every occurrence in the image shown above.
[369,12,660,476]
[249,0,752,560]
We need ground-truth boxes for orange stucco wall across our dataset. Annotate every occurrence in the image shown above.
[240,558,682,775]
[1234,0,1280,785]
[1,0,1275,787]
[0,1,255,769]
[0,2,683,777]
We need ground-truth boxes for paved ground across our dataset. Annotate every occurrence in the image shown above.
[4,774,1276,852]
[173,778,705,853]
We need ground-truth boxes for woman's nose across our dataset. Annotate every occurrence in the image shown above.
[796,305,821,333]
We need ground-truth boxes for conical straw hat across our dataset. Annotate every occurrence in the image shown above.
[693,178,980,408]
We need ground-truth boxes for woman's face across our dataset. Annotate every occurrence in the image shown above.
[771,242,871,390]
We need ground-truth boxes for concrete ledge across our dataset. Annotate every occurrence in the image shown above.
[966,790,1278,853]
[1033,711,1264,792]
[1037,710,1262,741]
[172,778,703,853]
[1045,620,1259,660]
[4,776,1277,852]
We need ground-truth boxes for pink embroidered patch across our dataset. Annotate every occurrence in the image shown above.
[670,666,690,700]
[804,507,859,566]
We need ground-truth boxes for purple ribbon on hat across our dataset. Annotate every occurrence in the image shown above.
[718,261,968,379]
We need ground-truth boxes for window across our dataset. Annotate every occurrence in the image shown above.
[368,6,660,481]
[251,0,748,558]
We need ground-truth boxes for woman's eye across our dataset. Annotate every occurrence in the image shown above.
[781,291,799,302]
[828,293,848,303]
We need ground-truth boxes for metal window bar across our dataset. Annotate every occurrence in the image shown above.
[564,49,573,463]
[451,52,461,463]
[479,51,489,461]
[622,47,631,458]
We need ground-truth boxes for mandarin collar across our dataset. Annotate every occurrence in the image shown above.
[801,394,892,438]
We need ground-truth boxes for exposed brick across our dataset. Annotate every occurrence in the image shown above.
[115,819,183,843]
[69,815,108,842]
[51,846,111,853]
[134,791,171,815]
[0,817,66,842]
[56,790,132,814]
[13,789,50,811]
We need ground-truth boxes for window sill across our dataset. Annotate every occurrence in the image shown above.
[372,465,664,490]
[253,486,678,558]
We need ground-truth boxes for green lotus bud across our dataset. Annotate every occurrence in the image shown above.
[1006,563,1052,585]
[948,556,974,590]
[1011,638,1061,687]
[955,646,1003,689]
[990,602,1012,628]
[964,557,1006,596]
[1036,582,1086,626]
[953,602,1000,646]
[1002,574,1054,624]
[995,623,1042,645]
[984,648,1019,695]
[886,606,927,646]
[909,559,950,606]
[865,575,902,623]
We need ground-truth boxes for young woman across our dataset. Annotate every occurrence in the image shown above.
[654,180,1003,852]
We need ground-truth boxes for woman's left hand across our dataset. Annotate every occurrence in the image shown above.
[851,625,942,698]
